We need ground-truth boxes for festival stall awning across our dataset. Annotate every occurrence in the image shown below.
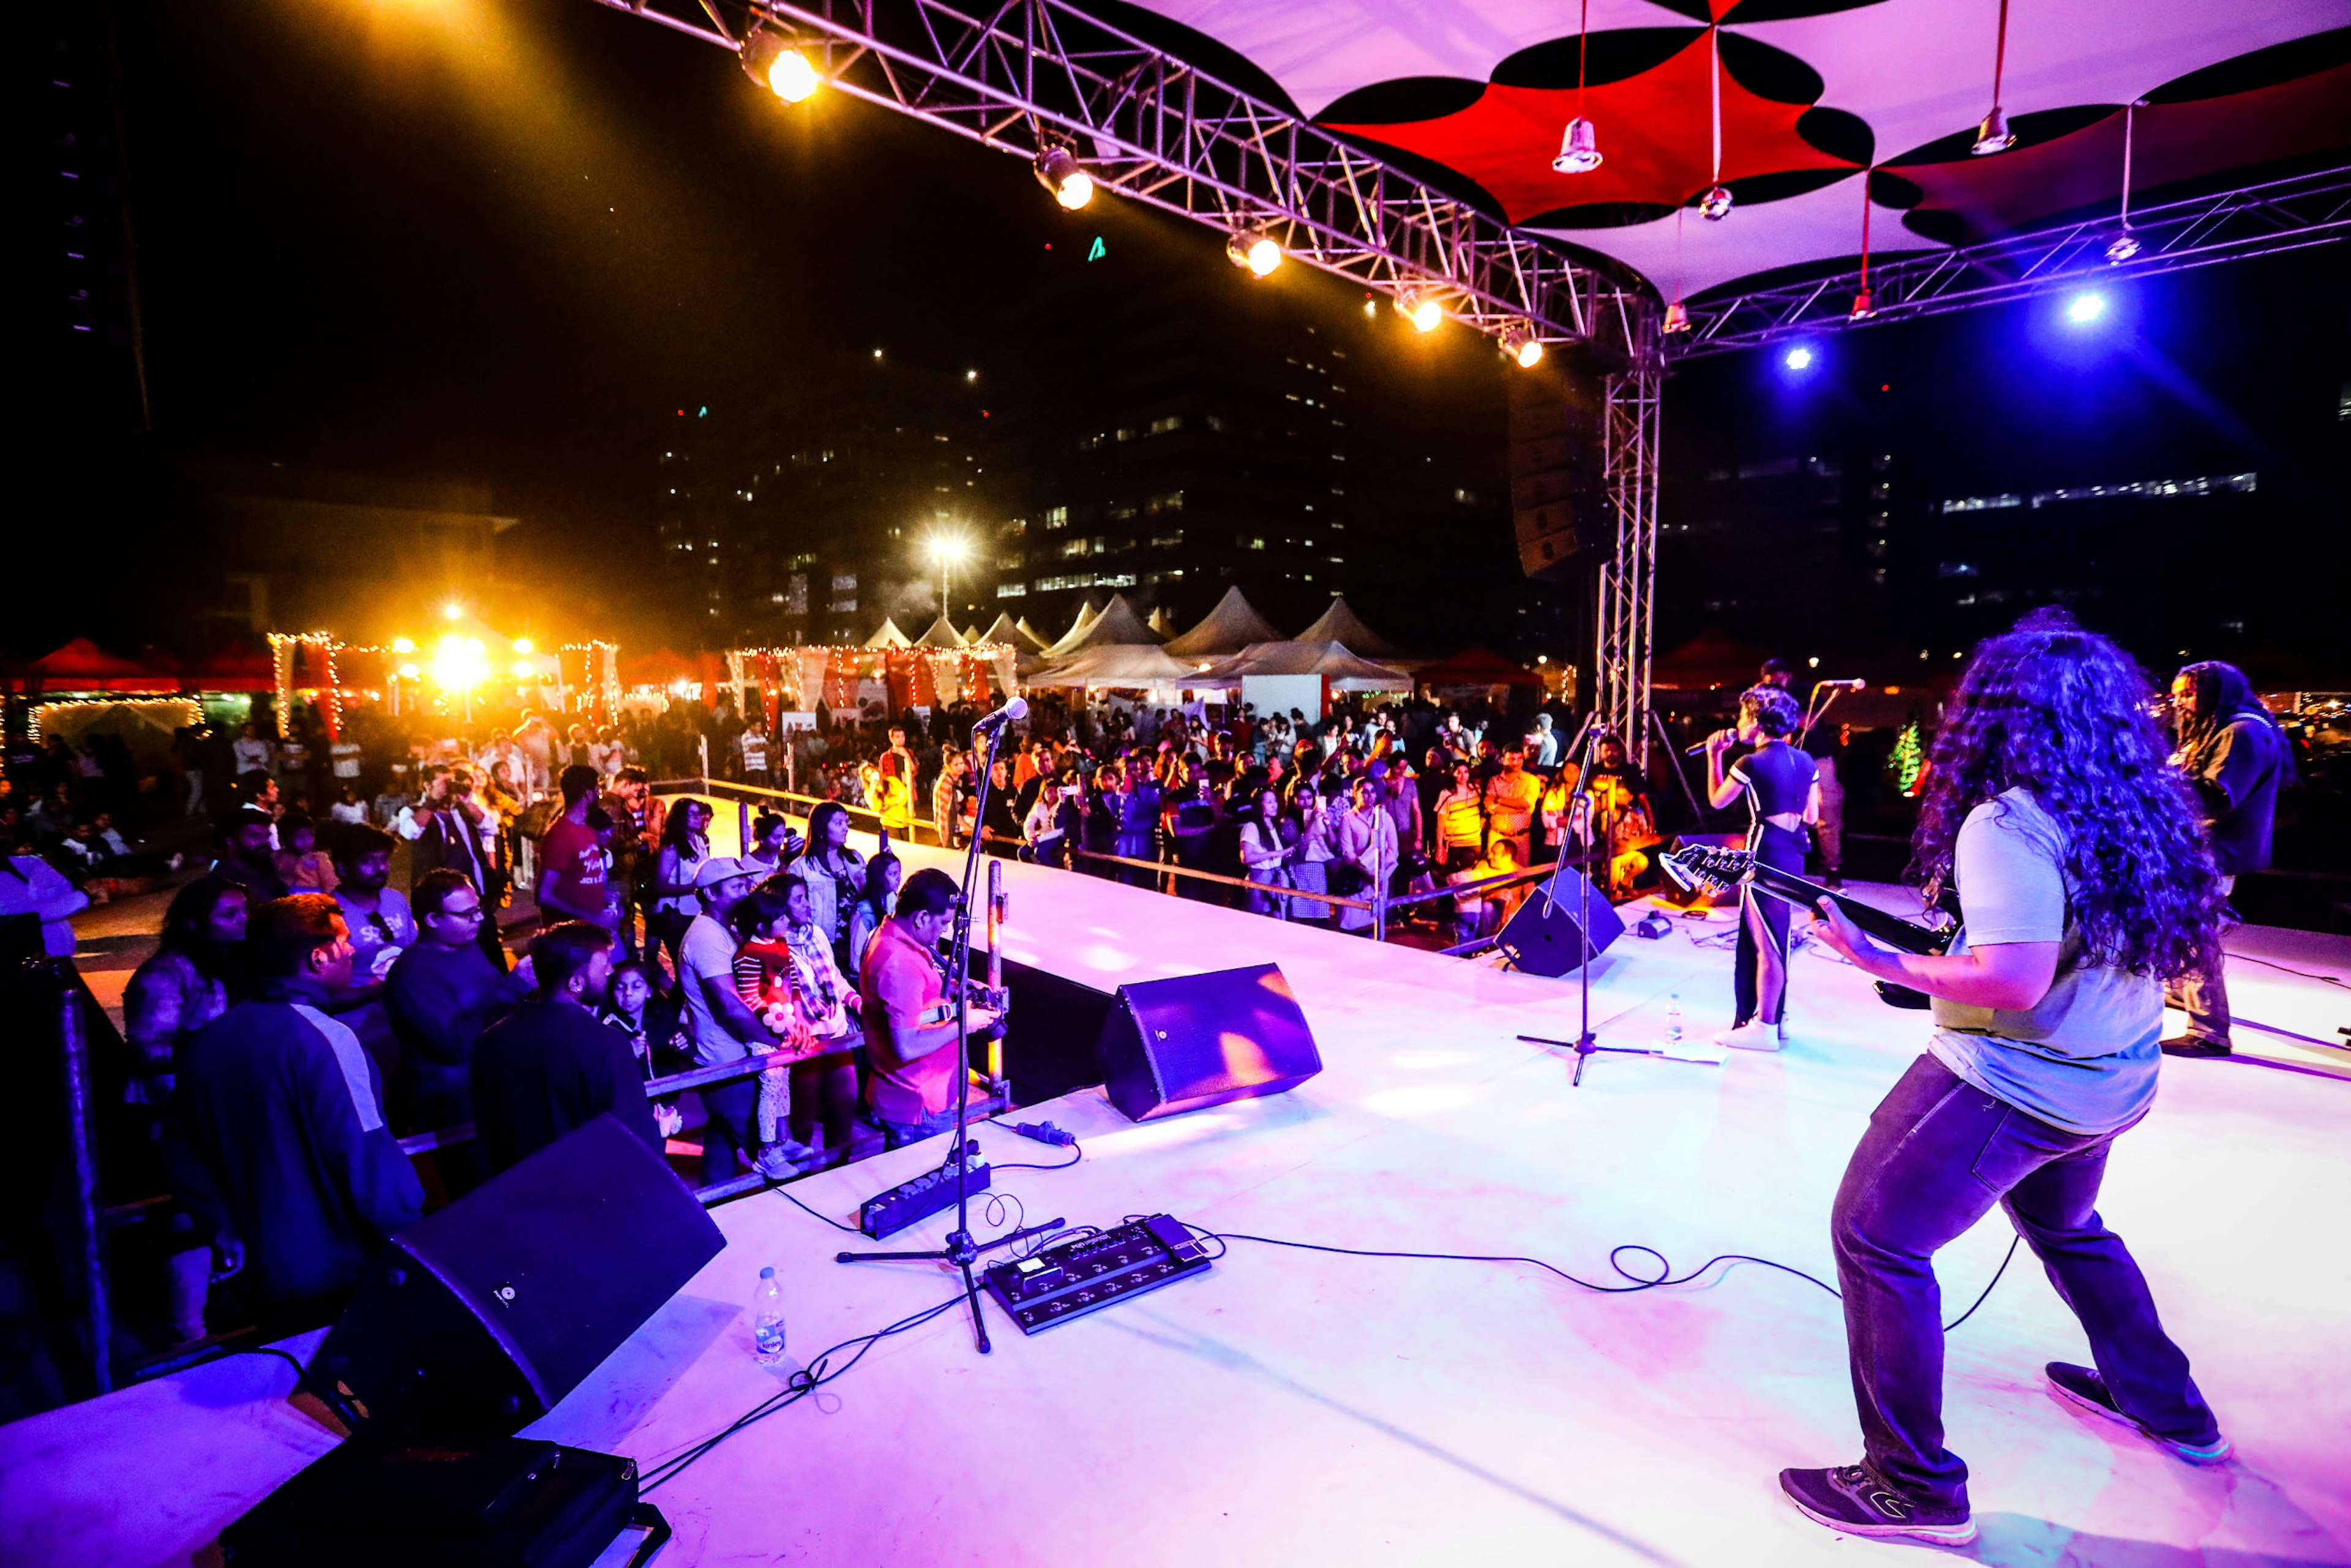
[1189,639,1413,692]
[1652,627,1777,691]
[1417,646,1544,688]
[1039,598,1107,659]
[864,618,914,650]
[973,613,1049,674]
[913,614,967,648]
[1023,642,1201,688]
[1040,593,1164,660]
[1161,586,1287,659]
[4,639,181,694]
[1295,596,1406,661]
[1009,617,1054,653]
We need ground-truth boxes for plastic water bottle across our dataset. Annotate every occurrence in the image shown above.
[1665,993,1684,1044]
[752,1267,786,1365]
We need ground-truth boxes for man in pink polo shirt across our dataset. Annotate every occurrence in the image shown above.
[858,867,997,1149]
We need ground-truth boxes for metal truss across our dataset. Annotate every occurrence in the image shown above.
[591,0,1648,356]
[1595,358,1663,768]
[1675,160,2351,356]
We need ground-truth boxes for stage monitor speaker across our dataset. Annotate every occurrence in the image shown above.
[1000,958,1116,1105]
[1097,963,1322,1122]
[302,1114,722,1436]
[1497,867,1625,977]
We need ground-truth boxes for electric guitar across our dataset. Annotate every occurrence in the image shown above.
[1660,845,1952,1009]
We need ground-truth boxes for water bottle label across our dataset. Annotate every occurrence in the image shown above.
[755,1321,786,1357]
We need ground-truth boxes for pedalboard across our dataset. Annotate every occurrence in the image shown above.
[858,1142,992,1240]
[981,1214,1213,1335]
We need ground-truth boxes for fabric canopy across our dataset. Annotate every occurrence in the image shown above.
[973,613,1049,675]
[864,618,914,650]
[1190,639,1413,691]
[1041,593,1164,659]
[1294,596,1405,661]
[6,639,180,694]
[1010,616,1054,652]
[913,614,967,648]
[1653,626,1776,689]
[1116,2,2349,298]
[1417,645,1544,687]
[1161,586,1288,659]
[1024,642,1201,688]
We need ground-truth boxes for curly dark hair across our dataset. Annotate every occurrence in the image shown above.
[1911,610,2221,978]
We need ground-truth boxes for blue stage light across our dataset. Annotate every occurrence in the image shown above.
[1783,345,1813,370]
[2066,291,2107,325]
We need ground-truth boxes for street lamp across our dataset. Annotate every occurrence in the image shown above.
[927,530,972,620]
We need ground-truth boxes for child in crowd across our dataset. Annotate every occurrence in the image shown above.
[597,958,684,1137]
[272,812,338,894]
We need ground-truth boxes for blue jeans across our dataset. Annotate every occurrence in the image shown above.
[1833,1055,2219,1512]
[874,1105,961,1151]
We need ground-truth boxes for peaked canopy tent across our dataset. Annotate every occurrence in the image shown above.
[4,639,180,694]
[913,614,968,649]
[974,613,1051,675]
[1294,596,1406,662]
[1022,642,1202,689]
[1190,639,1413,692]
[1009,617,1054,653]
[1040,593,1165,660]
[1161,587,1288,660]
[864,618,914,650]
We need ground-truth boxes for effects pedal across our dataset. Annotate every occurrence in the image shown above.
[858,1141,992,1240]
[981,1214,1212,1335]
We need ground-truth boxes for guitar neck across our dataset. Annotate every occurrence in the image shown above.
[1742,863,1949,956]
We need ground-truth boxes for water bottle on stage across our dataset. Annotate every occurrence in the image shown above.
[752,1267,786,1364]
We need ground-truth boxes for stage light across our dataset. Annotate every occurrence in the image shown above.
[1698,184,1733,221]
[1226,231,1282,277]
[1499,321,1543,368]
[1552,116,1602,174]
[1784,345,1814,370]
[1972,107,2014,156]
[511,659,536,680]
[511,637,532,654]
[391,637,416,655]
[1034,146,1093,210]
[430,635,490,692]
[397,661,421,680]
[2066,291,2107,324]
[1662,300,1692,334]
[1394,289,1442,332]
[2105,231,2140,264]
[741,29,822,103]
[1362,297,1378,318]
[441,602,462,620]
[1850,286,1876,320]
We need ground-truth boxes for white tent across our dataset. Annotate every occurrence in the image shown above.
[1039,598,1103,658]
[1024,641,1200,689]
[1294,596,1404,661]
[864,618,913,650]
[1041,593,1163,659]
[913,614,966,649]
[1161,587,1286,660]
[1010,617,1054,653]
[1190,639,1413,692]
[972,612,1048,675]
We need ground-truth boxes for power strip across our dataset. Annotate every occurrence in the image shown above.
[858,1142,992,1240]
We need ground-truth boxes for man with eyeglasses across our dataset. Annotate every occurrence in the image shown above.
[412,765,509,971]
[386,868,528,1190]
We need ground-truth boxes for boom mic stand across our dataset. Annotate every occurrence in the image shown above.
[1513,715,1647,1086]
[838,716,1055,1354]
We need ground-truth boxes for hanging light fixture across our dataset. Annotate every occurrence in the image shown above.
[1553,0,1603,174]
[1972,0,2017,154]
[1500,321,1545,367]
[1662,299,1692,334]
[1226,229,1283,276]
[2106,100,2142,261]
[1033,144,1094,209]
[740,26,822,103]
[1662,208,1692,332]
[1394,288,1444,332]
[1700,24,1732,219]
[1851,176,1878,319]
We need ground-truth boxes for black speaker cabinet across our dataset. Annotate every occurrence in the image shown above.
[302,1114,722,1436]
[1097,963,1322,1122]
[1000,958,1116,1105]
[1497,867,1625,977]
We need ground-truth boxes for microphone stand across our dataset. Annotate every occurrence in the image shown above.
[836,715,1055,1354]
[1520,715,1650,1087]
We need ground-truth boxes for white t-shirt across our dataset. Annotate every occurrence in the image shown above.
[680,913,748,1067]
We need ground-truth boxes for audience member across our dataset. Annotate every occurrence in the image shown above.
[536,765,615,933]
[386,869,526,1185]
[211,806,289,904]
[470,921,661,1173]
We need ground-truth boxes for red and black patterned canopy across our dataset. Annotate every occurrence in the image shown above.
[1105,0,2350,298]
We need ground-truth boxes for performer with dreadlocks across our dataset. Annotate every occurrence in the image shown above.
[2161,659,2290,1059]
[1782,610,2231,1547]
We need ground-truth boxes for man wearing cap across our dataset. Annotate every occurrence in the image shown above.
[860,866,999,1149]
[679,856,814,1183]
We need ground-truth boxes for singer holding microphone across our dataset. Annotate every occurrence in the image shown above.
[1703,685,1820,1050]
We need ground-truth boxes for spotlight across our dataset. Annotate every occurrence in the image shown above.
[511,637,532,654]
[1850,286,1877,320]
[741,29,821,103]
[391,637,416,655]
[1499,321,1544,368]
[1698,184,1733,221]
[1362,297,1378,318]
[2104,231,2141,264]
[1394,288,1442,332]
[1034,146,1093,210]
[1662,300,1692,334]
[2066,290,2107,324]
[1551,116,1602,174]
[511,659,536,680]
[1783,345,1814,370]
[1971,107,2015,156]
[1226,230,1282,277]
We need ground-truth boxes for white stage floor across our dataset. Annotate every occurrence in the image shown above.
[4,853,2348,1567]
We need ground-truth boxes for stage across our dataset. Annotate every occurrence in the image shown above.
[4,849,2348,1567]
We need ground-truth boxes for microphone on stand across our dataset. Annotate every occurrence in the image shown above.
[1814,678,1868,692]
[970,696,1030,736]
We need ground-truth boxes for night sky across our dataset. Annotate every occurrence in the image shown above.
[26,0,2351,679]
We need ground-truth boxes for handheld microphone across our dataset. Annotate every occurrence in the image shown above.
[1684,730,1730,757]
[1816,678,1868,692]
[970,696,1029,736]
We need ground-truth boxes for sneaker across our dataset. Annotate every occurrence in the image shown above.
[1715,1018,1783,1052]
[754,1141,817,1180]
[2159,1035,2232,1059]
[1780,1465,1974,1546]
[2044,1363,2232,1463]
